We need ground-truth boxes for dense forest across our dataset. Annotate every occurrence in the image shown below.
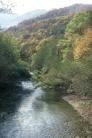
[1,4,92,97]
[0,33,30,87]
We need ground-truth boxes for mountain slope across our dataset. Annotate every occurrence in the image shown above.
[8,4,92,53]
[0,9,46,28]
[8,9,46,27]
[17,4,92,27]
[7,4,92,97]
[40,4,92,19]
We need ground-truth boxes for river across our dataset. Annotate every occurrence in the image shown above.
[0,80,92,138]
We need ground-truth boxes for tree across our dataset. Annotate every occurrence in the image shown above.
[74,28,92,60]
[0,0,14,13]
[31,37,58,71]
[0,33,30,86]
[66,10,92,35]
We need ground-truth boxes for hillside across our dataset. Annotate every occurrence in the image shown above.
[8,4,92,29]
[0,9,46,28]
[7,9,46,28]
[8,4,92,57]
[8,4,92,97]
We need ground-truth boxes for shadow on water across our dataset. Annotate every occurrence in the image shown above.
[0,80,92,138]
[0,82,34,121]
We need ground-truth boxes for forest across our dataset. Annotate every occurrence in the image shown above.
[0,33,30,87]
[7,6,92,97]
[0,4,92,96]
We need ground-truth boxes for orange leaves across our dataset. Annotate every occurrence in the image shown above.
[74,28,92,60]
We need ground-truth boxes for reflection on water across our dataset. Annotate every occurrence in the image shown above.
[0,80,92,138]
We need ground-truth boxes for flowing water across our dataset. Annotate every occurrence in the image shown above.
[0,80,92,138]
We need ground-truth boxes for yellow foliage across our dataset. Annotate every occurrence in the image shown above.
[74,28,92,60]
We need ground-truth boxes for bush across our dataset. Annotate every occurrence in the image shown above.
[0,33,30,86]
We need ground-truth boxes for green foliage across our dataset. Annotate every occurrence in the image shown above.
[8,10,92,97]
[65,11,92,96]
[31,37,58,71]
[66,10,92,35]
[70,63,92,96]
[27,10,92,97]
[0,33,30,86]
[0,33,19,65]
[8,15,72,63]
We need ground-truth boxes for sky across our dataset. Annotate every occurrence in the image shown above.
[12,0,92,15]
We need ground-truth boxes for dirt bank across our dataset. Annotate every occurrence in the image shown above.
[63,95,92,125]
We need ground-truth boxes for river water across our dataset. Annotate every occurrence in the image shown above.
[0,80,92,138]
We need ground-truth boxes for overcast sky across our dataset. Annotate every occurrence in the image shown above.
[12,0,92,15]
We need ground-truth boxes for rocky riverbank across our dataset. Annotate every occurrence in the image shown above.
[63,95,92,125]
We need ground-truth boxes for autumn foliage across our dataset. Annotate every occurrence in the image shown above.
[74,28,92,60]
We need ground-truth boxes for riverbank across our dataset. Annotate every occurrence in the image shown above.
[63,94,92,125]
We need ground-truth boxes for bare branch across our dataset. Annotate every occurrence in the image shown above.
[0,0,15,13]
